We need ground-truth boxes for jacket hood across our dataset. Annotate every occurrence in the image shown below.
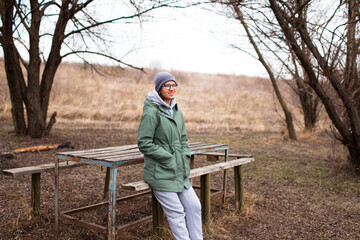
[146,90,176,117]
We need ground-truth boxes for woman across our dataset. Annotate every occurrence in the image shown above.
[137,72,203,240]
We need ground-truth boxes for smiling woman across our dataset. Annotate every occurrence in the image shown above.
[137,72,203,240]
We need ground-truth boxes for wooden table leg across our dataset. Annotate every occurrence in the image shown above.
[190,155,195,169]
[107,167,117,240]
[190,155,195,184]
[103,167,110,199]
[222,148,229,203]
[200,173,211,225]
[55,157,59,238]
[234,165,244,212]
[152,191,164,238]
[31,172,40,215]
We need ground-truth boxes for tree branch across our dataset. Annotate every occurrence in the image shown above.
[61,49,144,71]
[64,2,182,39]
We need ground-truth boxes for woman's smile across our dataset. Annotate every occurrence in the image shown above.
[159,80,177,105]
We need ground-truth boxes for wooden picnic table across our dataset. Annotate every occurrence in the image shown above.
[55,141,229,240]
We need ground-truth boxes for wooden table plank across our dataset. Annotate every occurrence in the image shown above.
[197,152,253,158]
[71,148,141,159]
[3,161,83,177]
[57,142,228,163]
[189,143,227,152]
[57,144,138,156]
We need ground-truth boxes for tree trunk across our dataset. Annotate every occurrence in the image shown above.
[230,1,297,140]
[343,0,358,91]
[290,6,319,133]
[295,73,318,132]
[5,58,27,135]
[348,146,360,172]
[0,0,62,138]
[25,0,46,138]
[25,95,45,138]
[1,1,27,135]
[302,95,315,131]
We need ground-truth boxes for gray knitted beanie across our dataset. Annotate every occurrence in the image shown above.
[154,72,178,92]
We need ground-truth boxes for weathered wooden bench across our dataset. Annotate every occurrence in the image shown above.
[2,161,84,214]
[122,157,254,236]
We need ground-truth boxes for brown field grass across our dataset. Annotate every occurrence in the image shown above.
[0,60,325,133]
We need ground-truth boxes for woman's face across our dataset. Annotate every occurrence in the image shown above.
[159,80,177,104]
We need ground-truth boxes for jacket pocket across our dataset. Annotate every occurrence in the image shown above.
[158,143,174,155]
[154,156,176,180]
[183,153,191,178]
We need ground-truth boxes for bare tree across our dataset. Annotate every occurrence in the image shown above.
[0,0,181,138]
[208,0,359,169]
[228,0,297,139]
[225,0,322,134]
[267,0,360,170]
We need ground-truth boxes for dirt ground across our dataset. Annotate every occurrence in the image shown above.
[1,118,360,240]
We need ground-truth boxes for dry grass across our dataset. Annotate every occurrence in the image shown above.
[0,60,319,133]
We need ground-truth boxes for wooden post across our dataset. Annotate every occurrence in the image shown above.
[107,167,117,240]
[152,191,165,238]
[190,155,195,184]
[200,173,211,225]
[31,173,40,215]
[55,157,59,237]
[234,165,244,212]
[103,167,110,199]
[222,149,229,204]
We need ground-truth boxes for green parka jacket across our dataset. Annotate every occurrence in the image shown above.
[137,98,191,192]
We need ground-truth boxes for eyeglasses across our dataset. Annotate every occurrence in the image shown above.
[162,84,177,90]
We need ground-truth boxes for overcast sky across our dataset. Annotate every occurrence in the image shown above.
[118,5,267,77]
[2,3,267,78]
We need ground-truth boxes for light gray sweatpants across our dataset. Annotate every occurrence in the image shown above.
[153,186,203,240]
